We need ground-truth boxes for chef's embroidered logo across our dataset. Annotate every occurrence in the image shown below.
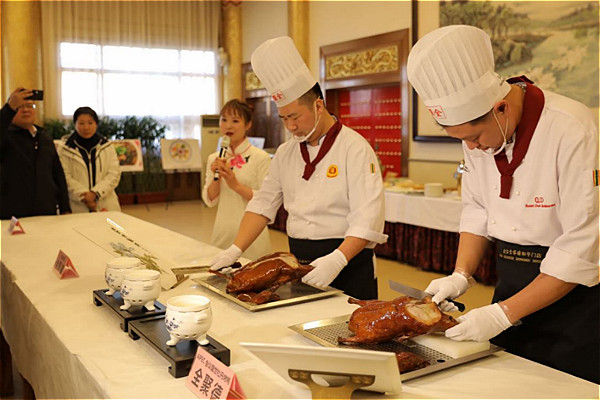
[525,196,555,208]
[271,90,285,102]
[326,164,338,178]
[427,105,446,119]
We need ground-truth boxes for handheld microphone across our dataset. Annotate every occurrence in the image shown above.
[213,136,231,181]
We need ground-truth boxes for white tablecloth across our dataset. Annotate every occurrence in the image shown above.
[385,190,462,232]
[1,212,596,399]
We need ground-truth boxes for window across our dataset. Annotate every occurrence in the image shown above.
[60,42,217,139]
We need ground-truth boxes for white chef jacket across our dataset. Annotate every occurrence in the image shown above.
[202,139,272,261]
[460,90,599,287]
[246,125,387,248]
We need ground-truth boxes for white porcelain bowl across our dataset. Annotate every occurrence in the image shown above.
[105,257,141,296]
[119,269,161,311]
[165,295,212,346]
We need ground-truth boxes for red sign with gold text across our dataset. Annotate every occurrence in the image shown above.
[186,347,245,400]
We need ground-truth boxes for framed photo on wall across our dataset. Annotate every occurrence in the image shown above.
[411,0,599,142]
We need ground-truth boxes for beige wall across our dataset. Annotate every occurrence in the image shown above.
[1,1,45,122]
[241,1,288,63]
[241,0,463,185]
[408,160,462,188]
[308,1,409,75]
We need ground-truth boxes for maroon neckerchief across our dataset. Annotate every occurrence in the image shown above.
[300,117,343,180]
[494,76,545,199]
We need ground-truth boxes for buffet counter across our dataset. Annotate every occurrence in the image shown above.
[1,212,595,399]
[383,190,462,231]
[377,190,496,284]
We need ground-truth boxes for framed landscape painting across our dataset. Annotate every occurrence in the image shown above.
[412,0,599,140]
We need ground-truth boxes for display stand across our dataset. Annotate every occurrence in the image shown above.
[289,369,375,399]
[92,289,166,332]
[241,342,402,395]
[128,315,230,378]
[164,168,201,210]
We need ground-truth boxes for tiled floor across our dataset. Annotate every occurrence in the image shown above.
[122,199,494,309]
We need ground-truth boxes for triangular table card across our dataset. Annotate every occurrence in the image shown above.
[53,250,80,279]
[8,216,25,235]
[186,346,245,399]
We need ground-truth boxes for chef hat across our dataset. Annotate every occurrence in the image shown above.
[407,25,511,126]
[251,36,316,108]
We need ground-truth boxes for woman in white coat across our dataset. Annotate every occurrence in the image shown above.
[202,100,271,261]
[58,107,121,212]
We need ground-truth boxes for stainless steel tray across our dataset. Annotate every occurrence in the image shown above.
[193,275,343,312]
[289,314,502,381]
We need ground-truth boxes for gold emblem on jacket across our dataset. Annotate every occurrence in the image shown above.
[327,165,338,178]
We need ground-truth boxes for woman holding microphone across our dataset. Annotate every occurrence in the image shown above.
[202,100,272,261]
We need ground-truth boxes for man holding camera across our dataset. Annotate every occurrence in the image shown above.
[1,87,71,219]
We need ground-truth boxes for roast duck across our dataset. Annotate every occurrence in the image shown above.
[210,252,313,304]
[340,296,458,373]
[340,296,457,344]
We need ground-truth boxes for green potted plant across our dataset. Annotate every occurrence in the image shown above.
[44,118,74,140]
[113,116,168,204]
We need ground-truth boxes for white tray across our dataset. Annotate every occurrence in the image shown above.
[193,275,343,312]
[289,314,502,380]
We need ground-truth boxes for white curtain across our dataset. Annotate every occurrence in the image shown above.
[41,1,220,138]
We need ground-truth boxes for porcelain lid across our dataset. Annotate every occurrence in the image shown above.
[106,257,141,269]
[167,295,210,311]
[123,269,160,281]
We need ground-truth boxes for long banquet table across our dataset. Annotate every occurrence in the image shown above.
[1,212,596,399]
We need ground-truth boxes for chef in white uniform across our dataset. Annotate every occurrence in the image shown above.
[210,36,387,300]
[408,25,598,383]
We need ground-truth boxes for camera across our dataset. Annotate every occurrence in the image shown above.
[25,90,44,101]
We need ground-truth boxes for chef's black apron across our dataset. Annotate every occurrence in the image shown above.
[491,239,599,383]
[288,237,377,300]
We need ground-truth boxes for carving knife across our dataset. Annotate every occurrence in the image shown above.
[171,265,211,275]
[171,263,244,275]
[388,280,466,312]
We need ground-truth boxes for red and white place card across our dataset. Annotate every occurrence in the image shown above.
[52,250,79,279]
[8,216,25,235]
[186,347,245,400]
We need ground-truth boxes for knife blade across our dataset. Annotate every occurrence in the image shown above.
[171,265,211,274]
[388,280,465,312]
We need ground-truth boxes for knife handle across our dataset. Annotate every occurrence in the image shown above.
[449,299,466,312]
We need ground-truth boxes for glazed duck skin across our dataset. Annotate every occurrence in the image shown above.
[235,291,281,305]
[210,252,313,303]
[395,351,430,373]
[339,296,457,344]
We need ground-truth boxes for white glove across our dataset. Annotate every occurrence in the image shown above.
[210,244,242,273]
[445,303,512,342]
[302,249,347,288]
[437,300,459,313]
[425,272,470,305]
